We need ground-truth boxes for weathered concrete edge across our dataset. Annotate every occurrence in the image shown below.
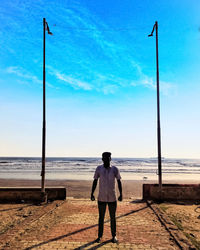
[146,200,194,250]
[143,184,200,201]
[0,187,66,202]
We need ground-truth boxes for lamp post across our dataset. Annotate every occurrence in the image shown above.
[148,21,162,191]
[41,18,52,193]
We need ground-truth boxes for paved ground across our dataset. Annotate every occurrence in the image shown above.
[0,199,180,249]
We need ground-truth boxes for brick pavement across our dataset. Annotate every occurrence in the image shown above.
[0,199,180,249]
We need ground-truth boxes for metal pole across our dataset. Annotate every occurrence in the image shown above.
[41,18,46,193]
[155,21,162,190]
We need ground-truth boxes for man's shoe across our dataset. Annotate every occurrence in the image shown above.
[112,236,118,243]
[95,237,102,243]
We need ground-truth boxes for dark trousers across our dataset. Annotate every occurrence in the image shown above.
[98,201,117,238]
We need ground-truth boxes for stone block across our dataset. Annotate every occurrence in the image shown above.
[0,187,66,203]
[143,184,200,201]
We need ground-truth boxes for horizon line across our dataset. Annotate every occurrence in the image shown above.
[0,156,200,160]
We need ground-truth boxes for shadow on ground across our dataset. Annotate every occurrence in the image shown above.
[74,239,112,249]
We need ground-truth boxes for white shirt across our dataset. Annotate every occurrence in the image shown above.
[94,164,121,202]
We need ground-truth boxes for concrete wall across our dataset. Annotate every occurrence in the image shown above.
[143,184,200,201]
[0,187,66,202]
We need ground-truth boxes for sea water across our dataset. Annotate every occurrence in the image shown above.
[0,157,200,181]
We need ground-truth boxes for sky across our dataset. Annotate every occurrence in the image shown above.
[0,0,200,158]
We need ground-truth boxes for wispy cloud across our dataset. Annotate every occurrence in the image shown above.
[160,80,177,96]
[101,84,119,94]
[3,2,175,96]
[47,66,92,91]
[6,66,54,88]
[130,76,175,96]
[130,62,176,95]
[56,72,92,90]
[130,61,155,88]
[54,5,176,95]
[6,66,42,84]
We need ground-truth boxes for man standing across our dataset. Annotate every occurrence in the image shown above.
[91,152,122,243]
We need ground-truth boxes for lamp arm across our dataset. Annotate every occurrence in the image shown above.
[148,23,156,37]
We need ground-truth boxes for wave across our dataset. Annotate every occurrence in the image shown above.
[1,157,200,174]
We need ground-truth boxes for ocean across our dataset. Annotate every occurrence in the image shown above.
[0,157,200,181]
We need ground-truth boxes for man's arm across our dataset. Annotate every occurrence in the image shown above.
[91,179,98,201]
[117,179,123,201]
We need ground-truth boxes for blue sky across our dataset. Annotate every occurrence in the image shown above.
[0,0,200,158]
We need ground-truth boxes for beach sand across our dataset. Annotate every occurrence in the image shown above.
[0,178,199,199]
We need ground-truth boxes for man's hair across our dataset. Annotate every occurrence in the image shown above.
[102,152,111,158]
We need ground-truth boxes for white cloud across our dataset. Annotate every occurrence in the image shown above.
[38,4,176,95]
[6,66,55,88]
[56,72,92,90]
[130,62,176,95]
[2,2,176,97]
[103,85,118,94]
[6,66,42,85]
[160,80,177,96]
[130,61,155,88]
[47,67,92,91]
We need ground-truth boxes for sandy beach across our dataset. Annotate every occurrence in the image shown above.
[0,178,199,199]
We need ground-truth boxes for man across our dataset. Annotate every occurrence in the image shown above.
[91,152,122,243]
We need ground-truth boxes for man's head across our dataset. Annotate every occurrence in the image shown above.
[102,152,111,168]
